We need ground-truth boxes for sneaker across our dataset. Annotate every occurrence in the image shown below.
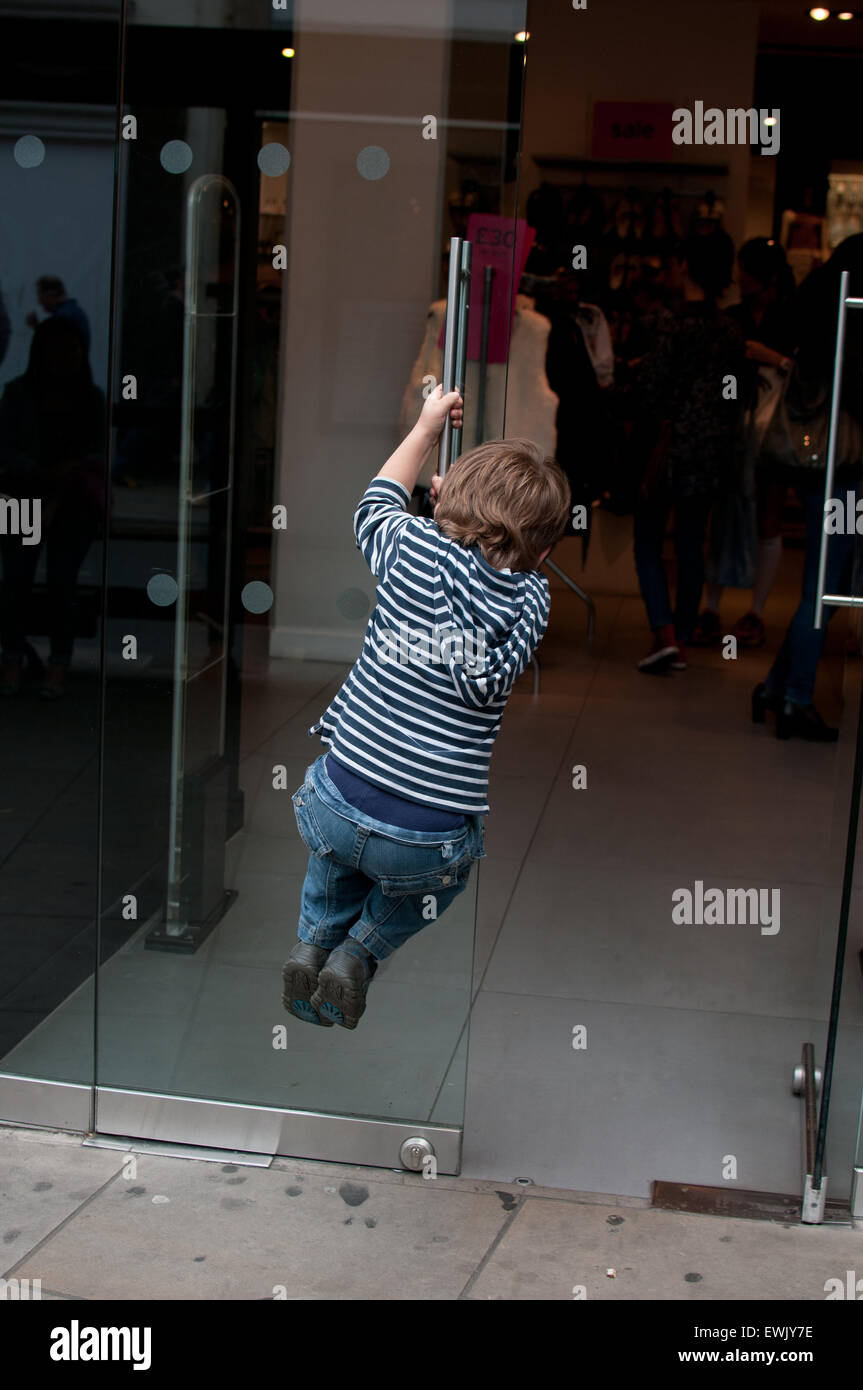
[733,611,766,648]
[637,625,678,674]
[690,610,721,647]
[282,943,334,1026]
[310,942,378,1030]
[670,642,687,670]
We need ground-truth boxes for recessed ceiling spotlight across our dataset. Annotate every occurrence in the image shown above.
[809,6,831,17]
[838,9,854,16]
[514,31,530,42]
[281,47,295,58]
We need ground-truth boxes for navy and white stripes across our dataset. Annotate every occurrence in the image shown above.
[310,478,550,813]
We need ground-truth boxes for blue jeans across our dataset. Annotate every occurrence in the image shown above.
[633,491,713,643]
[764,480,856,707]
[292,753,485,960]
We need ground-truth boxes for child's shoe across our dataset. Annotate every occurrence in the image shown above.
[282,943,334,1026]
[310,941,378,1030]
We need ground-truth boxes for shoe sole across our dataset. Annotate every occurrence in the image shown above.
[638,645,678,673]
[776,723,838,743]
[310,971,368,1030]
[282,959,334,1027]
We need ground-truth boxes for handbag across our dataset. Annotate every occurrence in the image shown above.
[758,361,863,472]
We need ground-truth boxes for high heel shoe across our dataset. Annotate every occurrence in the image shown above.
[751,682,780,725]
[775,701,839,743]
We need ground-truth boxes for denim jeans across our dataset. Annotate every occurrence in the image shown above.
[292,753,485,960]
[633,491,713,643]
[764,479,856,707]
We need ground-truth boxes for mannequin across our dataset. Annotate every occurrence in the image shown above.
[398,293,559,487]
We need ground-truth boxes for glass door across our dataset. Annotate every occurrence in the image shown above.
[0,1,121,1132]
[85,0,529,1171]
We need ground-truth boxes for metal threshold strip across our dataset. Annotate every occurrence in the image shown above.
[652,1181,852,1224]
[0,1077,463,1175]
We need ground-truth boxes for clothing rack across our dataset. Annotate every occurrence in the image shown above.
[439,236,596,689]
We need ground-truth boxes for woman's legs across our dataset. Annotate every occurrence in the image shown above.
[0,533,42,691]
[763,482,854,708]
[633,489,674,632]
[671,494,713,644]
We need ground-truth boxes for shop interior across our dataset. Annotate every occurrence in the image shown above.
[1,0,862,1208]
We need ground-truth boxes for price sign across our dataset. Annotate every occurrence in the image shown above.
[438,215,535,364]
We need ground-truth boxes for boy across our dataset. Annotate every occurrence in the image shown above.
[282,385,570,1029]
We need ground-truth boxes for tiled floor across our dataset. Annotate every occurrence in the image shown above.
[463,530,863,1199]
[3,519,863,1202]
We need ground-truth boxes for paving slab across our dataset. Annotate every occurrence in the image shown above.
[0,1127,125,1273]
[3,1129,862,1302]
[8,1147,511,1300]
[466,1196,863,1301]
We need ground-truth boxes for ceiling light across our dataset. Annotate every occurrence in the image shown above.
[514,31,529,42]
[838,10,854,16]
[809,7,831,18]
[281,47,295,58]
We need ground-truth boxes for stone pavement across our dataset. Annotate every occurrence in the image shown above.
[1,1125,861,1301]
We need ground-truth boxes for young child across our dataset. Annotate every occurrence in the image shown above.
[282,385,570,1029]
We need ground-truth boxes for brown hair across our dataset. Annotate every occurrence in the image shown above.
[435,438,571,573]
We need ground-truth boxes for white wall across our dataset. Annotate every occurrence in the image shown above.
[270,12,454,661]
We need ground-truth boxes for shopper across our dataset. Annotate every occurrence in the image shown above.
[632,231,745,672]
[0,316,104,698]
[753,233,863,741]
[26,276,91,356]
[693,238,798,648]
[282,386,570,1029]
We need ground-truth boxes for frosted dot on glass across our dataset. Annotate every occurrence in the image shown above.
[337,588,371,620]
[160,140,193,174]
[356,146,390,181]
[258,143,291,177]
[14,136,45,169]
[147,574,179,607]
[242,581,274,614]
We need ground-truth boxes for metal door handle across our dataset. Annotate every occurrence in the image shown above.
[814,270,863,628]
[439,237,472,477]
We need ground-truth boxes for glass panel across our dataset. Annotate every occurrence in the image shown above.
[460,0,862,1209]
[82,0,527,1142]
[0,5,120,1096]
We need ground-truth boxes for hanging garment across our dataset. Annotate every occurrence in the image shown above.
[398,294,559,485]
[574,302,614,390]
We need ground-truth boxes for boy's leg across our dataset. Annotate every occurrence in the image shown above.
[346,868,474,959]
[284,854,373,1026]
[284,768,373,1024]
[295,851,371,952]
[310,819,483,1029]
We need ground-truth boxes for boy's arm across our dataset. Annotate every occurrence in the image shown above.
[354,386,462,580]
[375,384,462,493]
[449,572,551,709]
